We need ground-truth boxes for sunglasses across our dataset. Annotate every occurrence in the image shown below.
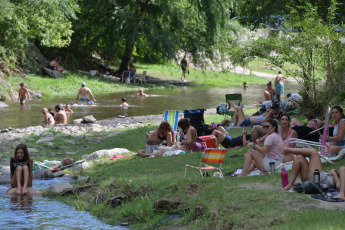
[313,119,319,127]
[263,125,271,129]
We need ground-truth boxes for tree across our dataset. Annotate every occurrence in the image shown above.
[229,1,345,119]
[64,0,236,72]
[0,0,79,64]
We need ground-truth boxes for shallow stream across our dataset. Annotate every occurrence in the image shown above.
[0,83,299,129]
[0,176,126,229]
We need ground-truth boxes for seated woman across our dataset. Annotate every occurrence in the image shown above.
[138,118,205,157]
[251,114,297,163]
[33,158,74,172]
[259,81,277,103]
[231,101,280,127]
[321,106,345,155]
[277,143,340,192]
[145,121,176,147]
[237,119,284,176]
[42,107,55,127]
[10,144,33,195]
[43,57,64,79]
[210,123,251,148]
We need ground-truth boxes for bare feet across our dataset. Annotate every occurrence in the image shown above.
[333,195,345,200]
[283,184,294,191]
[276,141,288,155]
[136,150,145,156]
[16,187,22,195]
[22,187,28,195]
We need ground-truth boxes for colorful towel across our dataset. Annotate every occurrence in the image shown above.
[312,193,345,202]
[109,155,132,160]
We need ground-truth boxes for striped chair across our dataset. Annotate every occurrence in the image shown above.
[184,149,227,178]
[162,110,183,137]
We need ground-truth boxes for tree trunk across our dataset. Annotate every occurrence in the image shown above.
[118,38,136,74]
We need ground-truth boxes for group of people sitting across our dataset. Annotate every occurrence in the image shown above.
[138,104,345,199]
[42,104,74,127]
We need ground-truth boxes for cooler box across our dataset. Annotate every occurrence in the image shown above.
[199,135,217,149]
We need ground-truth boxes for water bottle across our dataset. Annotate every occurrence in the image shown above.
[269,162,275,174]
[313,169,320,184]
[281,167,289,188]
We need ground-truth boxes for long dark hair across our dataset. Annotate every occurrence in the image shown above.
[13,144,30,163]
[265,119,278,133]
[178,118,191,131]
[279,113,291,121]
[332,106,345,118]
[158,121,173,133]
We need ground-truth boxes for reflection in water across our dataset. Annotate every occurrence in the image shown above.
[10,195,33,213]
[0,83,298,129]
[0,179,126,229]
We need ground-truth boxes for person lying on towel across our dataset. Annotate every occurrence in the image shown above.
[33,158,74,172]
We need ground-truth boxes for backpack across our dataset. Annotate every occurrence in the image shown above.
[216,103,228,115]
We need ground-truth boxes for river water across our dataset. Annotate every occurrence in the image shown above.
[0,176,126,229]
[0,83,299,130]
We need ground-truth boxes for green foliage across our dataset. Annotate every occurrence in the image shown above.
[229,1,345,119]
[0,0,79,63]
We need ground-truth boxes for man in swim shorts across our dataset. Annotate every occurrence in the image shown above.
[76,82,96,102]
[18,82,31,105]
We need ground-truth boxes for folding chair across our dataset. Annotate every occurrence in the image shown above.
[290,106,333,164]
[134,70,147,84]
[163,110,183,133]
[184,149,227,178]
[224,94,242,122]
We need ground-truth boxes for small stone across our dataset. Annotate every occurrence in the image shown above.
[36,137,54,144]
[120,222,129,226]
[64,140,75,144]
[65,152,76,155]
[41,132,55,137]
[56,152,63,155]
[73,119,83,124]
[28,148,39,153]
[45,142,55,146]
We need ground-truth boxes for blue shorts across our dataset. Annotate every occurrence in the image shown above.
[129,73,136,77]
[240,117,251,127]
[80,98,88,101]
[20,98,27,104]
[334,140,345,146]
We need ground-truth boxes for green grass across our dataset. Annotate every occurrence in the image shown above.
[136,63,269,87]
[18,111,343,229]
[247,58,301,76]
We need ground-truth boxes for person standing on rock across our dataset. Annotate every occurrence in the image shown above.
[9,144,33,195]
[76,82,96,103]
[54,105,67,124]
[18,82,31,105]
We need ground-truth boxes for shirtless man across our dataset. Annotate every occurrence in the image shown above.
[76,82,96,102]
[54,105,67,124]
[18,83,31,105]
[136,89,146,97]
[65,104,74,119]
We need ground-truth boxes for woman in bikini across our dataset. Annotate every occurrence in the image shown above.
[10,144,33,195]
[146,121,176,147]
[231,101,280,127]
[42,107,55,127]
[321,106,345,155]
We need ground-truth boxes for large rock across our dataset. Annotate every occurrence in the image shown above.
[36,137,54,144]
[11,141,21,149]
[28,148,39,153]
[0,135,14,144]
[73,119,83,124]
[74,162,93,171]
[0,102,8,107]
[33,169,54,179]
[84,148,130,160]
[41,132,55,137]
[82,115,96,123]
[0,171,10,184]
[53,171,65,177]
[6,187,42,195]
[48,183,73,194]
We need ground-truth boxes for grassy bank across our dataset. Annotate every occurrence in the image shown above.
[136,63,269,87]
[15,111,342,229]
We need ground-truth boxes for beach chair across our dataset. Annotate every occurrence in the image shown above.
[33,160,85,175]
[289,106,333,164]
[224,94,242,122]
[162,110,183,139]
[184,148,227,178]
[134,70,147,84]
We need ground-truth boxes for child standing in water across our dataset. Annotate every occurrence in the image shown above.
[10,144,33,195]
[121,97,129,106]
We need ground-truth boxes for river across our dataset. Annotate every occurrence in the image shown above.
[0,83,299,130]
